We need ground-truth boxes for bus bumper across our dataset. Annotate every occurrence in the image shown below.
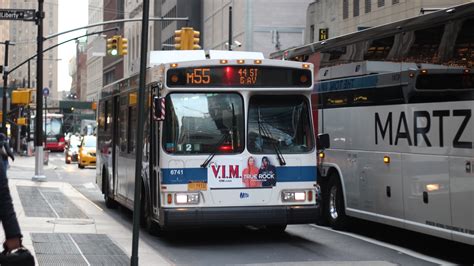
[159,205,320,228]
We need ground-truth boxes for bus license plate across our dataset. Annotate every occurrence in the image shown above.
[188,182,207,191]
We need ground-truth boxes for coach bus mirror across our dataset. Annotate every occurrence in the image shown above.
[317,133,330,150]
[153,96,165,121]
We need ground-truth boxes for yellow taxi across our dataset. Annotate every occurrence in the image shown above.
[78,135,96,169]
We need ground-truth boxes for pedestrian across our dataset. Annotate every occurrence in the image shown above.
[0,134,14,171]
[0,150,34,265]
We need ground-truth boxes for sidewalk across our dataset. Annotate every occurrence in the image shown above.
[1,155,171,266]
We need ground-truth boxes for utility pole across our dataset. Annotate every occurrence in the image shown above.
[131,0,150,264]
[33,0,46,181]
[1,40,15,134]
[228,6,232,51]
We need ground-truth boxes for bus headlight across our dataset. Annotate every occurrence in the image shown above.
[175,193,200,204]
[282,191,306,202]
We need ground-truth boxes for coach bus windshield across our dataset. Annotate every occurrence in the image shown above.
[248,95,313,154]
[162,93,244,154]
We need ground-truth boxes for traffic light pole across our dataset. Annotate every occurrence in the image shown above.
[1,40,15,135]
[33,0,45,181]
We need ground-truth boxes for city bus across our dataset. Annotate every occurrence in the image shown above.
[271,3,474,245]
[30,113,65,152]
[96,50,323,234]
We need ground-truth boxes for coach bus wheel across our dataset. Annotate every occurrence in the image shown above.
[327,174,347,230]
[264,224,287,234]
[104,171,118,209]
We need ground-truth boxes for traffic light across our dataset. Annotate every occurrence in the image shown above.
[174,27,201,50]
[174,29,185,50]
[192,30,201,50]
[107,36,119,56]
[118,37,128,56]
[12,89,33,105]
[17,117,27,126]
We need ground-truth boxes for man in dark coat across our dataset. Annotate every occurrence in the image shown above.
[0,156,22,253]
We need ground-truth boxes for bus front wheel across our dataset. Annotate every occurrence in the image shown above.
[327,173,348,230]
[140,184,163,236]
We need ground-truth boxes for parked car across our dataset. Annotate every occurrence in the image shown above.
[78,135,96,169]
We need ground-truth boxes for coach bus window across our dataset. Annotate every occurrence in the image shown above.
[452,19,474,67]
[364,36,394,61]
[405,25,444,64]
[248,95,313,154]
[162,93,244,154]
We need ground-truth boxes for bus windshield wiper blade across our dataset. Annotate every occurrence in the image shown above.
[200,131,229,168]
[257,108,286,166]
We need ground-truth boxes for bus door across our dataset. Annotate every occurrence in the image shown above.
[150,89,159,216]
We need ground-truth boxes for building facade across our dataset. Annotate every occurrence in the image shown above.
[159,0,202,50]
[103,0,124,86]
[69,39,87,100]
[0,0,59,103]
[305,0,471,44]
[203,0,311,58]
[86,0,104,101]
[0,0,9,67]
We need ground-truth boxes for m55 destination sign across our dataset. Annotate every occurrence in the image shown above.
[0,9,36,21]
[167,66,312,88]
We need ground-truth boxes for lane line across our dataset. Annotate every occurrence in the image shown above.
[309,224,450,265]
[70,185,104,212]
[37,188,60,219]
[68,233,90,266]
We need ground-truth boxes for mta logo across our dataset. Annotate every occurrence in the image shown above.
[240,192,249,199]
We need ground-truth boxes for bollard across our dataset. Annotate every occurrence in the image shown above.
[43,149,49,165]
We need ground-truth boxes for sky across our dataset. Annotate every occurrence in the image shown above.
[57,0,88,92]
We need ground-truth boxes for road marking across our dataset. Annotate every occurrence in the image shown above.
[83,182,96,189]
[70,185,104,212]
[309,224,450,265]
[68,233,90,266]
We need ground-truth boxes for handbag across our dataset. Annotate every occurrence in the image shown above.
[0,247,35,266]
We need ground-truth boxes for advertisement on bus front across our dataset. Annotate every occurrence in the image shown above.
[208,156,277,188]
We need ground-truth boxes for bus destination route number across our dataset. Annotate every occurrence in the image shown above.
[186,68,210,84]
[238,68,258,85]
[186,67,259,85]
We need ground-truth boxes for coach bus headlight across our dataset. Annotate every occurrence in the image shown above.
[282,191,306,202]
[175,193,200,204]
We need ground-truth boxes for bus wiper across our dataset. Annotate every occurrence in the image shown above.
[200,130,230,168]
[257,108,286,166]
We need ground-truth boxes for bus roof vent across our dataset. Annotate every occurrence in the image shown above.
[208,50,264,60]
[149,50,206,66]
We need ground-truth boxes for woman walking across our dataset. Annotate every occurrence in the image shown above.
[0,133,14,171]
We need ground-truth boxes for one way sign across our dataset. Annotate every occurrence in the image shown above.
[0,9,36,21]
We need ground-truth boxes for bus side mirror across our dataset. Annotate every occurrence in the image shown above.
[153,96,165,121]
[317,133,330,150]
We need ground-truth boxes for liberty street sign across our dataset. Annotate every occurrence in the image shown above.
[0,9,36,21]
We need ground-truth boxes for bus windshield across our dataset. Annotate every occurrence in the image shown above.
[163,93,244,154]
[248,95,313,154]
[46,118,62,136]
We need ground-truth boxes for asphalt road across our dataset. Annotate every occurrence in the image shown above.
[44,152,474,265]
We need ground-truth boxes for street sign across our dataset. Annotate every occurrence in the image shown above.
[42,87,49,97]
[0,9,36,21]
